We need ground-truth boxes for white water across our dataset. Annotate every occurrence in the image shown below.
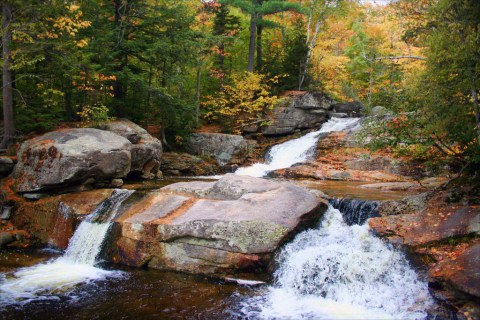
[0,189,134,305]
[235,117,360,177]
[241,206,433,319]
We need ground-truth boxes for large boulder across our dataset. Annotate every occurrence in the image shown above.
[330,101,363,117]
[261,92,335,136]
[160,152,220,176]
[370,105,393,117]
[99,119,162,179]
[14,128,131,193]
[112,174,327,274]
[186,133,248,167]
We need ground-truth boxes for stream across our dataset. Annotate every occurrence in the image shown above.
[0,118,436,319]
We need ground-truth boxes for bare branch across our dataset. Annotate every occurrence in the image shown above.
[372,55,426,61]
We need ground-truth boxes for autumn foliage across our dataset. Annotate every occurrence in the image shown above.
[202,72,283,133]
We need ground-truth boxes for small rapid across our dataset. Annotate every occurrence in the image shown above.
[0,189,134,305]
[329,198,380,226]
[240,205,433,319]
[235,117,360,177]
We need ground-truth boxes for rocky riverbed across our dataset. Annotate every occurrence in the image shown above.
[1,96,479,318]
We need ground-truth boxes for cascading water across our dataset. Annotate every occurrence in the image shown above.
[241,205,433,319]
[329,198,380,226]
[0,189,134,305]
[235,117,360,177]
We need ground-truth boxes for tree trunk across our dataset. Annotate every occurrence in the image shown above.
[112,0,129,117]
[1,3,14,149]
[469,63,480,147]
[160,125,170,150]
[218,42,226,91]
[195,61,202,126]
[299,21,321,90]
[247,12,257,72]
[65,89,74,120]
[256,16,263,71]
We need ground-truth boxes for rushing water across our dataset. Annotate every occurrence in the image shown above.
[329,198,380,225]
[235,117,360,177]
[240,206,433,319]
[0,189,134,305]
[0,119,437,318]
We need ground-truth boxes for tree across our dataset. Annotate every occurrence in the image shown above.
[202,72,282,132]
[1,3,14,149]
[422,0,480,159]
[298,0,344,90]
[1,1,91,148]
[212,2,241,87]
[361,0,480,165]
[222,0,300,72]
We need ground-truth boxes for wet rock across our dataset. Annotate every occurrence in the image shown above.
[279,164,409,182]
[110,179,124,188]
[261,92,334,136]
[360,182,424,191]
[329,112,349,118]
[370,191,480,303]
[14,128,131,193]
[369,204,478,246]
[377,193,429,216]
[0,205,13,220]
[447,244,480,298]
[113,174,327,274]
[456,303,480,320]
[160,152,220,176]
[22,193,50,200]
[186,133,248,167]
[0,156,14,177]
[0,231,14,247]
[345,157,398,173]
[330,101,363,116]
[99,119,162,179]
[11,189,114,247]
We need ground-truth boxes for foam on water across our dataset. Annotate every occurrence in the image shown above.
[241,206,433,319]
[0,260,124,304]
[235,117,360,177]
[0,189,133,305]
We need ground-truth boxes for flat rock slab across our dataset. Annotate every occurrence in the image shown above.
[279,164,409,182]
[113,174,327,274]
[369,204,479,246]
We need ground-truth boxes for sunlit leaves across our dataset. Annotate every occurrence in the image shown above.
[202,72,282,132]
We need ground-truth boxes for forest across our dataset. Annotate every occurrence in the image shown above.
[1,1,480,317]
[1,0,479,169]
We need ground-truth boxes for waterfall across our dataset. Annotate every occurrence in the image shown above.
[241,206,432,319]
[0,189,134,305]
[63,189,133,265]
[235,117,360,178]
[329,198,380,226]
